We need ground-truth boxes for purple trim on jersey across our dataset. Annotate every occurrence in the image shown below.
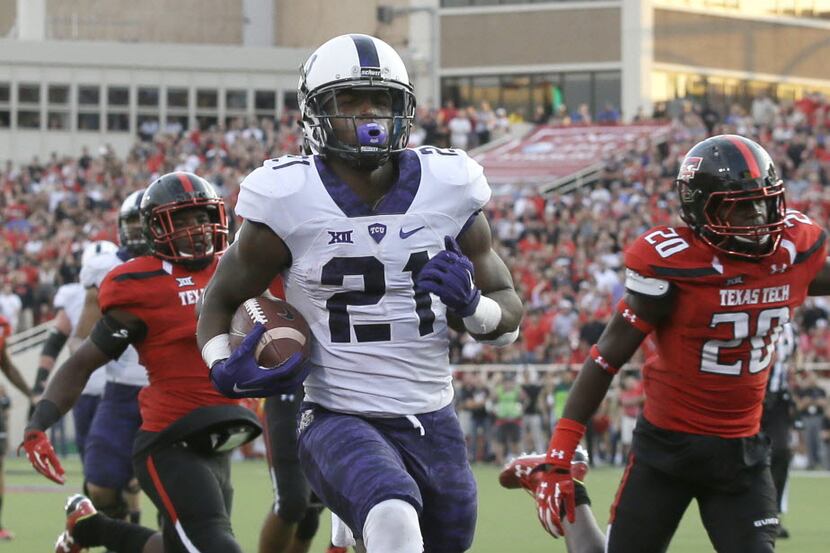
[375,150,421,215]
[315,150,421,217]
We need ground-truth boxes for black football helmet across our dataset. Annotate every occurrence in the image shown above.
[140,172,228,266]
[118,189,150,257]
[676,134,786,259]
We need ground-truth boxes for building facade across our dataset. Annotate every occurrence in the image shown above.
[2,0,830,161]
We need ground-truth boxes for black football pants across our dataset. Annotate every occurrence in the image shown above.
[133,431,242,553]
[606,454,778,553]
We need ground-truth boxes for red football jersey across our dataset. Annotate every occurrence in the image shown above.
[625,211,826,438]
[99,255,237,432]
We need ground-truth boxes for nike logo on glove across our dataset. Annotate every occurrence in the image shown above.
[233,383,261,394]
[111,329,129,339]
[399,226,425,239]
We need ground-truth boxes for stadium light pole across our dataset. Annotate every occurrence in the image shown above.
[377,4,441,109]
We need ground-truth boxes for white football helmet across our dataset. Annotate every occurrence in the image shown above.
[298,34,416,168]
[79,240,119,288]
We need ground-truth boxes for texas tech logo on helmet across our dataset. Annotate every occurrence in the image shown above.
[678,156,703,183]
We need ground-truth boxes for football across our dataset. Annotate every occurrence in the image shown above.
[229,296,311,369]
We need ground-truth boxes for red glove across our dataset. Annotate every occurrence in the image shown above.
[536,418,585,538]
[18,429,65,484]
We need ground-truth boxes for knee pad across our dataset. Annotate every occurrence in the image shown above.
[294,507,321,541]
[363,499,422,553]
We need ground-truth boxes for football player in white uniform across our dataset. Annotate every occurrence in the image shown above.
[198,34,522,553]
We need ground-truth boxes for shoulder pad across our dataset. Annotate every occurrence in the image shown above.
[414,146,484,187]
[779,210,827,266]
[625,226,723,281]
[247,156,313,199]
[236,155,319,238]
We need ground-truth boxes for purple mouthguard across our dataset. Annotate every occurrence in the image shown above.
[357,122,388,147]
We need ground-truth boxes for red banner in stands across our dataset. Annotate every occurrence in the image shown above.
[474,124,671,186]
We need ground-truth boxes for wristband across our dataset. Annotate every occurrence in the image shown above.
[590,344,620,375]
[201,333,232,369]
[462,295,502,335]
[478,328,519,347]
[617,299,655,334]
[27,399,62,432]
[32,367,50,395]
[546,417,586,467]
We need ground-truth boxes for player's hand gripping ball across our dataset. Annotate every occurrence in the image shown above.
[210,297,311,398]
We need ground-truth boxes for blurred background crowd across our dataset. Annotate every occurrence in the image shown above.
[2,95,830,470]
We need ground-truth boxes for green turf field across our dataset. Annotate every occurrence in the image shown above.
[4,456,829,552]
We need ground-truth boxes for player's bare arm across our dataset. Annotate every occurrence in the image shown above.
[562,290,672,423]
[197,220,290,353]
[533,289,674,537]
[1,346,33,400]
[456,212,523,340]
[32,308,73,400]
[23,307,146,484]
[39,308,145,415]
[807,254,830,295]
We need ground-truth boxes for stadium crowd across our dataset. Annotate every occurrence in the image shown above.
[2,95,830,469]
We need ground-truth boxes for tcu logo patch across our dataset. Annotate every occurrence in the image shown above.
[368,223,387,244]
[678,156,703,183]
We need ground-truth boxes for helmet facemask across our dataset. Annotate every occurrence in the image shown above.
[146,200,228,268]
[301,80,415,170]
[119,213,149,257]
[680,179,786,259]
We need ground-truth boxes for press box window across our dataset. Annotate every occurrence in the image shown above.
[18,111,41,129]
[18,83,40,104]
[48,85,69,105]
[226,89,247,110]
[197,89,218,109]
[78,86,100,106]
[108,87,130,107]
[138,87,159,107]
[167,88,188,109]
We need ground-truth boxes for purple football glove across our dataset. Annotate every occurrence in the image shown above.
[415,235,481,317]
[209,323,310,399]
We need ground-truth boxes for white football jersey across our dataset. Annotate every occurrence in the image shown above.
[79,249,149,387]
[237,147,491,416]
[53,283,106,396]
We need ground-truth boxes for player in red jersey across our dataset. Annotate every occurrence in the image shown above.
[22,172,261,553]
[521,135,830,553]
[0,314,34,540]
